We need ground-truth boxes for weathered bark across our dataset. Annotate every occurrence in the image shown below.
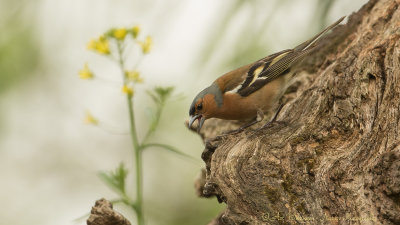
[87,199,131,225]
[194,0,400,224]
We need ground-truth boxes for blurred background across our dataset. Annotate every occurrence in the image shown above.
[0,0,366,224]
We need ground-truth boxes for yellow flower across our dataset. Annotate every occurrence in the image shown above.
[96,36,111,54]
[79,63,94,79]
[113,28,127,40]
[84,111,98,125]
[125,70,143,83]
[87,35,110,55]
[139,36,152,54]
[122,84,134,96]
[87,39,97,50]
[131,26,140,38]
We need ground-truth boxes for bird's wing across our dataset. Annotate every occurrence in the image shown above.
[231,16,345,97]
[230,49,292,94]
[235,49,311,97]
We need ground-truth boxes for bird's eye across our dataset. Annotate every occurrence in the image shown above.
[197,103,203,111]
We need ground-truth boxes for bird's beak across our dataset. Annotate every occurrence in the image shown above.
[198,117,205,132]
[189,115,200,129]
[189,115,205,132]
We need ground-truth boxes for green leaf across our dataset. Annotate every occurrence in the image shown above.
[146,90,160,104]
[147,86,175,105]
[98,163,129,196]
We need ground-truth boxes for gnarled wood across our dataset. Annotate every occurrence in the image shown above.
[194,0,400,224]
[87,199,131,225]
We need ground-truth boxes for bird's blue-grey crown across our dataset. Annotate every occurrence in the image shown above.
[189,82,223,116]
[188,83,223,132]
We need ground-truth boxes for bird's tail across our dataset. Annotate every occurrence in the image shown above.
[294,16,345,52]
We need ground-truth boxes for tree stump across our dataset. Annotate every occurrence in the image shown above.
[87,199,131,225]
[194,0,400,224]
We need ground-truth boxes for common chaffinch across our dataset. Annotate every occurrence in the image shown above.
[189,17,345,132]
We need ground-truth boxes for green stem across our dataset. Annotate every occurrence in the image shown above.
[135,147,144,225]
[126,96,140,149]
[141,143,196,161]
[141,143,178,151]
[117,40,144,225]
[127,96,144,225]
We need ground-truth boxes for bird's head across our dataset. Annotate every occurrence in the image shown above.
[188,83,223,132]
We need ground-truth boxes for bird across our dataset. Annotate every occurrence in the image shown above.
[189,17,345,133]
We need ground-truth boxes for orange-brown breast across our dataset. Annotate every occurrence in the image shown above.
[216,93,257,120]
